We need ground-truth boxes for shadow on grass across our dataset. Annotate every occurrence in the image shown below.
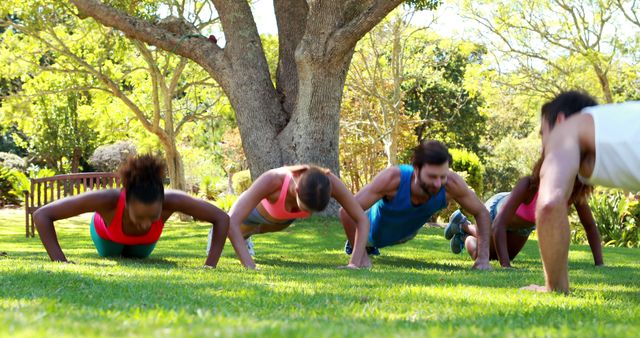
[0,267,638,336]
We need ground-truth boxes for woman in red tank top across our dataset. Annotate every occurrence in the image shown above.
[217,165,370,270]
[33,155,229,267]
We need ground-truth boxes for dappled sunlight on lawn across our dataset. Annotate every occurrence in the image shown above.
[2,208,640,336]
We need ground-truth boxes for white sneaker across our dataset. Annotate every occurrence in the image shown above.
[206,228,213,255]
[246,237,255,256]
[207,228,255,256]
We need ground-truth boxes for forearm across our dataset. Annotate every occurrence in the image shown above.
[34,216,67,261]
[474,212,492,262]
[227,222,256,269]
[348,219,370,266]
[493,226,511,267]
[584,225,604,266]
[204,217,229,267]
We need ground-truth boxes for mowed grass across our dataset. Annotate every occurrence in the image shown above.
[1,208,639,337]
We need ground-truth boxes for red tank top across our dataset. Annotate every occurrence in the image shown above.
[93,190,164,245]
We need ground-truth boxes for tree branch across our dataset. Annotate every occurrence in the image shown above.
[69,0,231,82]
[327,0,404,59]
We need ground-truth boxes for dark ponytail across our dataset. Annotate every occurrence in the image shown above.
[297,166,331,212]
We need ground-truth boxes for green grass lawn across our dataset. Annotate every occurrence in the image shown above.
[1,208,639,337]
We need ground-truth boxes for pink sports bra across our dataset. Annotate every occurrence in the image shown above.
[260,173,311,220]
[93,190,164,245]
[515,191,538,223]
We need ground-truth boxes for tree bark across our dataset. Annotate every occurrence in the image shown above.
[593,63,613,103]
[70,0,404,181]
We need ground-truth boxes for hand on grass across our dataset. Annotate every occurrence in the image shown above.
[472,260,492,271]
[337,263,361,270]
[521,284,549,292]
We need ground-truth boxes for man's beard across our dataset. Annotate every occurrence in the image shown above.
[418,180,434,198]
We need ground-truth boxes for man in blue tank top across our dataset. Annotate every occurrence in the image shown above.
[340,140,492,270]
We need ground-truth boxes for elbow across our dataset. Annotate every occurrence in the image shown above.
[32,209,47,232]
[218,213,231,230]
[338,207,348,222]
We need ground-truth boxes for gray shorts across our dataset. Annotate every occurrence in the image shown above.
[242,207,295,227]
[485,192,535,237]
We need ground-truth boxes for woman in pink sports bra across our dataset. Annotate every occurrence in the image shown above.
[33,155,229,267]
[445,157,604,268]
[215,165,370,270]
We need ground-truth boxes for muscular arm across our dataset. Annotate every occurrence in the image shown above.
[574,200,604,266]
[33,190,118,262]
[163,191,230,268]
[338,167,401,267]
[227,171,281,269]
[330,173,370,267]
[352,167,402,210]
[492,177,534,268]
[447,172,492,270]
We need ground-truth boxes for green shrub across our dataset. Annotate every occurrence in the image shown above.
[483,134,539,198]
[201,175,228,201]
[450,148,484,196]
[0,166,28,206]
[0,152,26,171]
[589,189,639,248]
[232,170,252,194]
[213,194,238,213]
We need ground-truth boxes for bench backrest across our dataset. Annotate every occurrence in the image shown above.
[23,172,121,237]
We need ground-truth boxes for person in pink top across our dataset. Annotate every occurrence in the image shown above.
[445,157,603,268]
[33,155,230,267]
[208,165,370,270]
[445,93,605,268]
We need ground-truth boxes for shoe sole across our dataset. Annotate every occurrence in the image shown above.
[444,211,466,240]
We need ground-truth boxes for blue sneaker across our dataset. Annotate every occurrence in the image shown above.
[345,240,380,256]
[450,232,466,254]
[366,246,380,256]
[344,240,353,255]
[444,210,468,240]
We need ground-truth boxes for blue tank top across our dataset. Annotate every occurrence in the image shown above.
[368,165,447,248]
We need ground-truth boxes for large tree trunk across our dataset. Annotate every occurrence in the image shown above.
[70,0,404,182]
[278,56,353,172]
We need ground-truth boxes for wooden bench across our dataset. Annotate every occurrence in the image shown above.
[23,172,121,238]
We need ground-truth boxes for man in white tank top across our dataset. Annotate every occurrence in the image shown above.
[526,92,640,293]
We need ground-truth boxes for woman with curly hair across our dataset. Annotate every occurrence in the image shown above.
[34,154,229,267]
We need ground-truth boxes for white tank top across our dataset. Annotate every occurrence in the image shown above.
[579,101,640,191]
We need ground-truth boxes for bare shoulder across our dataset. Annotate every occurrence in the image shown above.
[372,166,402,193]
[445,171,470,197]
[37,188,120,216]
[256,168,286,191]
[163,189,192,205]
[75,188,121,205]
